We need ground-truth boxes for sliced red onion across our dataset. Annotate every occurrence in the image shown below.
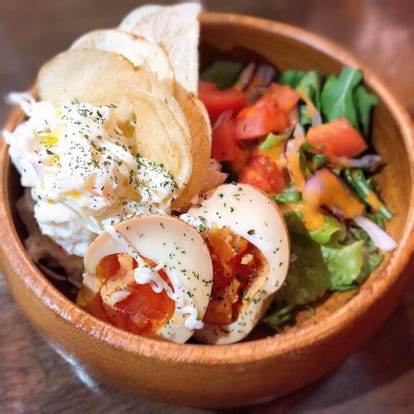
[296,89,322,126]
[293,122,305,142]
[245,64,277,103]
[333,154,382,169]
[283,124,306,189]
[233,62,255,91]
[353,215,397,251]
[302,169,325,206]
[289,106,300,125]
[302,168,365,219]
[282,123,304,160]
[255,64,277,86]
[311,109,322,127]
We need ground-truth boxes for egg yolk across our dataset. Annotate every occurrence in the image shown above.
[87,253,175,336]
[202,227,264,325]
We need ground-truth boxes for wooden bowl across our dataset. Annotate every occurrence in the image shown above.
[1,13,414,408]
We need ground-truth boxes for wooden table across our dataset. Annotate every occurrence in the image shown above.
[1,1,413,412]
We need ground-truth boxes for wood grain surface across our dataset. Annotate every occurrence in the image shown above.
[1,0,414,413]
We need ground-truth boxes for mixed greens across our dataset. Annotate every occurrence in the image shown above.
[199,60,396,332]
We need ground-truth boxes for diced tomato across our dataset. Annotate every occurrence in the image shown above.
[198,80,217,92]
[306,118,368,157]
[227,145,252,175]
[234,83,300,140]
[211,112,239,161]
[238,153,288,195]
[263,83,301,113]
[198,80,247,123]
[234,102,288,140]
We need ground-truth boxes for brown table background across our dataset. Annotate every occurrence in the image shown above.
[1,1,414,413]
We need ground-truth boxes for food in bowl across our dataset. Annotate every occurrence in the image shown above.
[2,3,397,346]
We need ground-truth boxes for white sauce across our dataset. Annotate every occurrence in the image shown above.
[4,93,179,256]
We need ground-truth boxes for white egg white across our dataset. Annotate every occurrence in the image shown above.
[81,214,213,344]
[181,183,290,344]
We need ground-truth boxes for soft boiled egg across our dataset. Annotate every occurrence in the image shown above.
[181,183,290,344]
[77,214,213,344]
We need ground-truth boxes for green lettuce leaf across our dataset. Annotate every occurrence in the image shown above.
[322,237,383,289]
[280,70,323,129]
[320,67,362,128]
[278,69,305,88]
[273,190,302,204]
[296,70,323,109]
[347,225,384,283]
[354,85,378,138]
[259,132,286,150]
[276,211,330,306]
[322,240,365,287]
[309,215,346,245]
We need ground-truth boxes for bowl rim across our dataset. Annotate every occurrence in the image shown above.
[1,11,414,365]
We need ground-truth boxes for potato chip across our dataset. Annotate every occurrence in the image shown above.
[119,3,201,94]
[37,9,209,210]
[119,4,163,28]
[38,47,193,196]
[172,89,212,210]
[71,29,175,94]
[127,88,193,193]
[138,73,211,210]
[38,48,152,106]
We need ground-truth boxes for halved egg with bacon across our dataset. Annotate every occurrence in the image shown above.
[76,215,213,344]
[181,183,290,344]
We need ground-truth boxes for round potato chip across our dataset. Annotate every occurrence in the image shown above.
[172,89,212,211]
[38,47,193,197]
[118,4,163,30]
[38,48,151,106]
[127,88,193,193]
[138,73,211,210]
[119,3,201,94]
[70,29,175,94]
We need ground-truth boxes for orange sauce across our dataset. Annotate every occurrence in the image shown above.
[303,169,364,219]
[285,202,325,231]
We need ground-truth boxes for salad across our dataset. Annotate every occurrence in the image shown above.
[198,60,397,331]
[3,3,396,344]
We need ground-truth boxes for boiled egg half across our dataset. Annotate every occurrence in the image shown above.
[77,214,213,344]
[181,183,290,344]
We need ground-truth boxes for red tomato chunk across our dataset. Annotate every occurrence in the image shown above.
[306,117,368,157]
[234,83,300,140]
[198,80,247,123]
